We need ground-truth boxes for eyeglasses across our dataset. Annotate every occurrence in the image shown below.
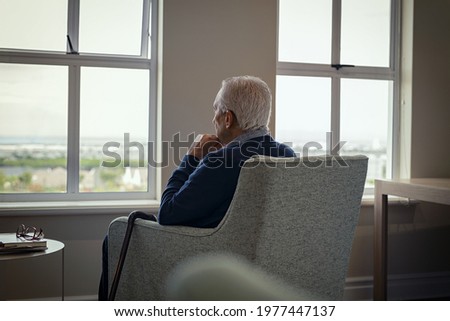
[16,224,45,241]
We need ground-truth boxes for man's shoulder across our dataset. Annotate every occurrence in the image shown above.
[274,141,296,157]
[243,135,296,157]
[200,135,296,168]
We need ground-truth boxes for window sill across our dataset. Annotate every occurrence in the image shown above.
[0,200,160,217]
[0,195,415,217]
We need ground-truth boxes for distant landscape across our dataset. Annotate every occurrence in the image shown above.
[0,137,147,193]
[0,135,386,193]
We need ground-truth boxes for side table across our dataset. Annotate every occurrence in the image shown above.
[0,234,65,300]
[374,178,450,300]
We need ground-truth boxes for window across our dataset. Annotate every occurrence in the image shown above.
[277,0,399,191]
[0,0,158,202]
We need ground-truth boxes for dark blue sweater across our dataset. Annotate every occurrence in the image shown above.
[158,135,296,227]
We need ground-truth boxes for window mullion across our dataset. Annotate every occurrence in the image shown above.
[390,0,401,179]
[330,77,341,152]
[277,61,394,80]
[390,0,400,71]
[141,0,151,58]
[67,0,80,54]
[67,65,81,194]
[66,0,80,195]
[331,0,342,151]
[148,0,159,199]
[331,0,342,66]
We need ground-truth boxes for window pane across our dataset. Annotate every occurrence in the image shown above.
[278,0,332,64]
[341,0,391,67]
[0,64,68,193]
[79,0,143,55]
[80,67,149,192]
[0,0,67,51]
[340,79,392,187]
[276,76,331,155]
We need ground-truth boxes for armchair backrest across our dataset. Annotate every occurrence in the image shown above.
[217,155,368,300]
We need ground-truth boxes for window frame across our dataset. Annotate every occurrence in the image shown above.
[0,0,159,202]
[276,0,401,194]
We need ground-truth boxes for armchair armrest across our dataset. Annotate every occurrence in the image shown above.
[108,216,237,300]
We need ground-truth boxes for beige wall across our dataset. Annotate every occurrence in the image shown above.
[160,0,277,186]
[409,0,450,178]
[0,0,449,300]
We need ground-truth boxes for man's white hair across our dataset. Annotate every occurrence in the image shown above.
[214,75,272,131]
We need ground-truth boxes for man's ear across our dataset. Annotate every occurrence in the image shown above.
[225,110,233,128]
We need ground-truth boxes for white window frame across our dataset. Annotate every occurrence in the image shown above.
[276,0,401,194]
[0,0,159,202]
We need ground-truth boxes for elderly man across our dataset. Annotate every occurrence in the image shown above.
[158,75,295,228]
[99,76,294,299]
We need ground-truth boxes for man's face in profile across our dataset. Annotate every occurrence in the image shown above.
[212,91,226,143]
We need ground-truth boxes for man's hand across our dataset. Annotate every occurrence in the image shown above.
[188,134,223,159]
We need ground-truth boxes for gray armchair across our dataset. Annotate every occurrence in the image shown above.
[108,155,368,300]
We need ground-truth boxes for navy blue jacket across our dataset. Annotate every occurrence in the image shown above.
[158,135,296,228]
